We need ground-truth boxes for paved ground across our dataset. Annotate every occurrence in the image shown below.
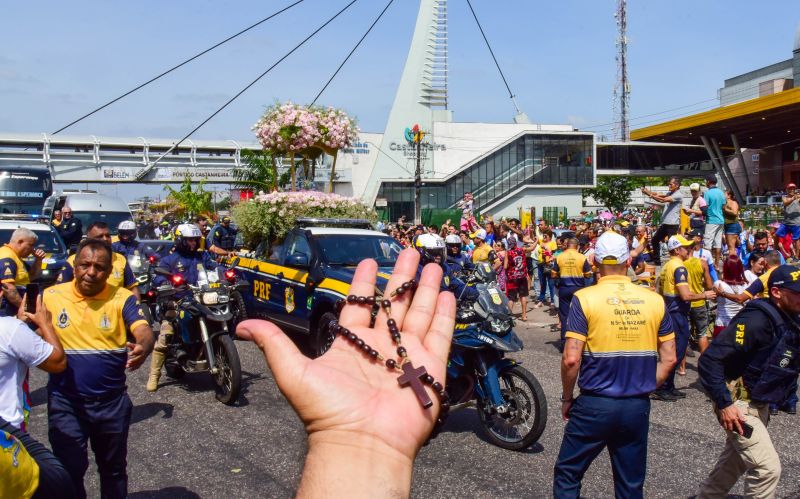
[25,304,800,498]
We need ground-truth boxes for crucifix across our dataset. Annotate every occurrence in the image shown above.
[397,362,433,409]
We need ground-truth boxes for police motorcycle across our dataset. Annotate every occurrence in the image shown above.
[447,251,548,451]
[151,225,242,405]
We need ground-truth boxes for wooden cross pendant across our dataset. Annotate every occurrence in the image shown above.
[397,362,433,409]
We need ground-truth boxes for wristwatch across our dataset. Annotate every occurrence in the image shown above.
[560,394,574,403]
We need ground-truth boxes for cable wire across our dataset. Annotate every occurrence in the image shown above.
[310,0,396,106]
[51,0,306,135]
[136,0,359,180]
[464,0,519,111]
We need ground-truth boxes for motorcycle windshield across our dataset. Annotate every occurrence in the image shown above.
[128,254,147,274]
[474,283,511,319]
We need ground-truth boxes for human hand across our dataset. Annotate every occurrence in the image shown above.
[33,249,46,260]
[718,404,746,435]
[237,248,455,463]
[126,342,146,370]
[17,294,51,331]
[704,290,717,300]
[561,399,573,421]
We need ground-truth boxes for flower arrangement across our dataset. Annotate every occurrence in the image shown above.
[253,102,358,154]
[233,190,377,248]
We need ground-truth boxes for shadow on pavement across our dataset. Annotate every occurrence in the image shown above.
[440,407,545,454]
[129,486,201,498]
[131,402,174,424]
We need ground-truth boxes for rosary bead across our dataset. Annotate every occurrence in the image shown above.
[432,381,443,392]
[335,299,345,311]
[440,400,450,413]
[347,332,357,342]
[385,358,397,369]
[438,390,448,400]
[355,338,364,348]
[387,318,397,329]
[360,343,371,353]
[391,334,401,344]
[422,374,434,385]
[381,299,391,309]
[408,279,417,288]
[397,346,407,357]
[347,295,357,304]
[366,296,376,305]
[368,349,379,359]
[356,296,367,305]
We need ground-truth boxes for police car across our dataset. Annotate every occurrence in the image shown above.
[0,216,67,285]
[233,219,403,356]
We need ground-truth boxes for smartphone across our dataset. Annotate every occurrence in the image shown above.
[25,283,39,313]
[740,422,754,439]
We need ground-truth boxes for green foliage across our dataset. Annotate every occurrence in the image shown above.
[583,176,638,213]
[234,149,276,191]
[164,176,213,217]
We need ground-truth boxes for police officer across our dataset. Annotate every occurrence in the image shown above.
[0,227,46,314]
[112,220,150,258]
[697,264,800,498]
[207,216,238,257]
[444,233,473,273]
[44,238,153,498]
[147,224,218,392]
[553,231,677,498]
[59,222,140,299]
[137,216,156,240]
[56,207,83,250]
[415,233,477,301]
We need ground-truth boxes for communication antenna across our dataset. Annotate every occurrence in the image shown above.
[612,0,630,141]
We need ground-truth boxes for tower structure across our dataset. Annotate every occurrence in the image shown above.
[612,0,630,141]
[361,0,450,204]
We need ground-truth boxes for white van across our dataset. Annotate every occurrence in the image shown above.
[43,190,133,235]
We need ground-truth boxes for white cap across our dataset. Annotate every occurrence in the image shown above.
[444,234,461,245]
[667,235,693,251]
[594,232,629,264]
[690,183,700,191]
[470,228,487,240]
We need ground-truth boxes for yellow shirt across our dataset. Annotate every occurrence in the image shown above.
[0,429,39,499]
[554,249,591,287]
[658,256,690,314]
[0,244,30,286]
[684,257,706,308]
[537,240,557,264]
[472,243,492,264]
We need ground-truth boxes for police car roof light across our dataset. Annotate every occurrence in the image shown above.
[295,218,372,229]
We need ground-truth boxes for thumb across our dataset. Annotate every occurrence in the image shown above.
[237,319,308,389]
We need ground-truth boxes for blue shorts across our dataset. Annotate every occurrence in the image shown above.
[776,224,800,241]
[724,223,742,235]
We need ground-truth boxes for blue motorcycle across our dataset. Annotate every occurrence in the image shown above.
[446,261,547,450]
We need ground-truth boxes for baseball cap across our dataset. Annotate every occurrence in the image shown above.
[768,265,800,292]
[667,235,694,251]
[688,228,703,238]
[594,232,629,265]
[788,183,797,190]
[222,216,232,222]
[470,228,487,240]
[690,182,700,191]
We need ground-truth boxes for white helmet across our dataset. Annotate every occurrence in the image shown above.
[415,233,445,266]
[445,234,461,245]
[118,220,136,231]
[175,223,202,239]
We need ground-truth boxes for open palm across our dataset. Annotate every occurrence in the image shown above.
[237,248,455,461]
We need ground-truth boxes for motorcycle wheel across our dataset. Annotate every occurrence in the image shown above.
[311,312,337,358]
[478,365,547,451]
[228,290,248,338]
[211,334,242,405]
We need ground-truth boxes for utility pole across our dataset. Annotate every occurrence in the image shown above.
[613,0,630,141]
[412,124,425,224]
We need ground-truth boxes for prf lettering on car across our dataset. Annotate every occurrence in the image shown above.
[735,324,745,345]
[253,281,271,300]
[791,270,800,281]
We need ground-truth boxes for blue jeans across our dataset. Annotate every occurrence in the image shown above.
[538,266,555,302]
[48,390,132,499]
[554,394,651,499]
[662,311,689,392]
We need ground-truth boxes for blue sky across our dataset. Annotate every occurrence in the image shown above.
[1,1,797,199]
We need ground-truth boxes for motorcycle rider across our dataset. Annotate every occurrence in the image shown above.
[415,233,478,301]
[112,220,151,258]
[445,233,474,273]
[207,216,238,257]
[147,224,219,392]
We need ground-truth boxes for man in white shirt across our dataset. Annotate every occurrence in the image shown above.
[0,290,66,430]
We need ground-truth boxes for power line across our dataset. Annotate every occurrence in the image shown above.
[135,0,360,180]
[310,0,396,106]
[50,0,306,135]
[464,0,521,115]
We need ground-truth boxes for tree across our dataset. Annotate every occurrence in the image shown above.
[164,175,213,218]
[233,149,277,192]
[584,176,638,213]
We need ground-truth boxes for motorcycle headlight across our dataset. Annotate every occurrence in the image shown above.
[202,291,219,305]
[484,317,512,333]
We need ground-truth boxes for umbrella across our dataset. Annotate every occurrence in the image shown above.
[598,211,614,221]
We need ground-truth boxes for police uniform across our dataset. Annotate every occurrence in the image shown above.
[658,254,691,395]
[446,253,474,273]
[553,274,675,498]
[44,282,148,498]
[553,248,591,345]
[57,217,82,249]
[153,249,218,293]
[58,253,137,291]
[0,244,32,316]
[415,263,478,302]
[111,240,150,259]
[697,266,800,498]
[207,223,237,251]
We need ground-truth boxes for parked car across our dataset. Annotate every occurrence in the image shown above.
[0,216,67,285]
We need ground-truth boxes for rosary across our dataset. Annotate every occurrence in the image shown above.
[330,278,450,436]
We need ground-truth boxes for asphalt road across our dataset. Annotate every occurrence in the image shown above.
[25,306,800,498]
